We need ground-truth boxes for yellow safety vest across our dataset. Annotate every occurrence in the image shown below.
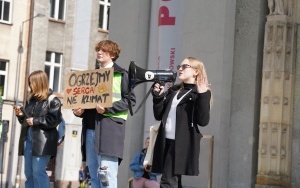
[103,72,128,120]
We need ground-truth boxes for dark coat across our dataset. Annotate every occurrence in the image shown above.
[151,84,211,175]
[80,63,136,162]
[17,94,62,157]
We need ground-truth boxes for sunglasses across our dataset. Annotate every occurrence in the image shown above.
[177,64,192,70]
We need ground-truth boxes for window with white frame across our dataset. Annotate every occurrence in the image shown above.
[0,0,12,23]
[99,0,110,30]
[49,0,65,20]
[0,60,8,98]
[45,51,62,92]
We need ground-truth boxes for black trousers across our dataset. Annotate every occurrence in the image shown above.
[160,139,182,188]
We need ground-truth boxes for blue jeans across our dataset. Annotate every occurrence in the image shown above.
[86,129,118,188]
[24,127,51,188]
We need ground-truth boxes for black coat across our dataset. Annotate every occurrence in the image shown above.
[152,84,211,175]
[17,94,62,157]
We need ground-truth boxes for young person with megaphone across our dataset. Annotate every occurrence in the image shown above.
[150,57,212,188]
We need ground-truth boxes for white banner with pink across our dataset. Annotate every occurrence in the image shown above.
[144,0,184,136]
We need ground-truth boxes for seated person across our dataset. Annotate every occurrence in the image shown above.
[130,137,159,188]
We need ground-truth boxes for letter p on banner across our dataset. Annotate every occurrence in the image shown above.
[158,6,175,26]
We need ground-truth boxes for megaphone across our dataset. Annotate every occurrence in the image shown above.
[127,61,177,116]
[129,61,177,90]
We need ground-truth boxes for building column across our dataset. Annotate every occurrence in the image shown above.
[256,0,296,187]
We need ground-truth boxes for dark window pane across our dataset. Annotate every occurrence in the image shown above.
[58,0,65,20]
[50,0,55,18]
[107,6,110,30]
[99,5,104,28]
[108,0,111,3]
[0,61,6,71]
[3,1,9,21]
[46,52,51,61]
[45,65,50,80]
[53,67,60,92]
[0,1,3,20]
[55,54,61,64]
[0,75,5,96]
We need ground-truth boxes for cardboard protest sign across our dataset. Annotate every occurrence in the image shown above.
[63,68,113,109]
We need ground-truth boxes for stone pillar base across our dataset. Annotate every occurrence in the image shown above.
[255,185,286,188]
[256,175,290,188]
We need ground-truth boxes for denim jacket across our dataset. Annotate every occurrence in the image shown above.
[130,149,158,181]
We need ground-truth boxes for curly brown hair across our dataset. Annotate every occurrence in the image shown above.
[95,40,121,61]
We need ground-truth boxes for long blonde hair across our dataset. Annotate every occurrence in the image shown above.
[181,57,213,106]
[186,57,209,86]
[28,70,49,101]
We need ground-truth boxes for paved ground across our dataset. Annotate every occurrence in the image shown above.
[50,182,92,188]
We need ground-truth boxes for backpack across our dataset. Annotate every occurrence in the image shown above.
[48,94,65,145]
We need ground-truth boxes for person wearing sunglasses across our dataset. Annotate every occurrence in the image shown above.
[151,57,211,188]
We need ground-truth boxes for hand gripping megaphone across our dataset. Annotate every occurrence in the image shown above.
[128,61,177,115]
[128,61,177,90]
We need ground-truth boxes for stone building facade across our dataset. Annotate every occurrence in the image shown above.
[0,0,299,187]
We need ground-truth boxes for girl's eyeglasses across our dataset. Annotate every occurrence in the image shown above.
[177,64,192,70]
